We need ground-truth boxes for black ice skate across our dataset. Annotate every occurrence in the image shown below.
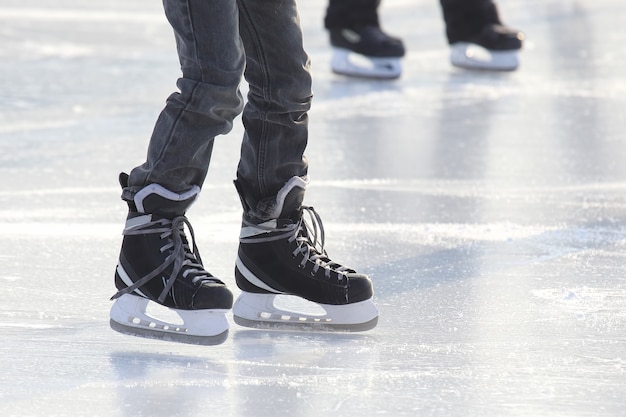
[450,24,525,71]
[232,177,378,331]
[329,25,405,79]
[109,174,233,345]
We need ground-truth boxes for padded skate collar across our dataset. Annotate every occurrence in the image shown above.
[134,183,200,217]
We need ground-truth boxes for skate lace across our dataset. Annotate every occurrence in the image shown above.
[245,206,350,280]
[292,207,352,279]
[111,216,218,303]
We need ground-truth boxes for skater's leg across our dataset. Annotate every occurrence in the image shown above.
[235,0,312,220]
[440,0,501,45]
[232,0,378,330]
[111,0,245,344]
[325,0,380,30]
[126,0,245,197]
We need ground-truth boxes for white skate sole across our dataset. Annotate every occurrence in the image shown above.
[109,293,229,345]
[233,292,379,332]
[450,42,520,71]
[331,48,402,79]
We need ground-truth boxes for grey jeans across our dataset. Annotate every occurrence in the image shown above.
[125,0,312,217]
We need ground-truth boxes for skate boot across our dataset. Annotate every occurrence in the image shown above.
[329,25,405,79]
[232,177,378,331]
[109,173,233,345]
[450,24,524,71]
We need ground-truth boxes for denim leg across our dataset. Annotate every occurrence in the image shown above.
[440,0,501,44]
[235,0,312,217]
[126,0,245,197]
[324,0,380,30]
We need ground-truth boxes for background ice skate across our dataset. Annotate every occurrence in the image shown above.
[1,0,625,416]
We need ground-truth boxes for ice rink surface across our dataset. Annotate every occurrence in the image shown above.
[1,0,625,415]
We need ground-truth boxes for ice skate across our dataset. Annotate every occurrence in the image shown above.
[232,177,379,332]
[329,25,405,79]
[450,24,524,71]
[109,173,233,345]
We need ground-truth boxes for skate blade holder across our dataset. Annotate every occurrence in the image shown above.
[233,293,379,332]
[331,48,402,79]
[450,42,520,71]
[110,293,229,344]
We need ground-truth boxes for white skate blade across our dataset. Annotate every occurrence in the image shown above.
[450,42,520,71]
[109,293,229,345]
[331,48,402,79]
[233,292,379,332]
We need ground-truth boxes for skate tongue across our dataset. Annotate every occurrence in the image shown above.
[236,176,308,223]
[276,177,307,222]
